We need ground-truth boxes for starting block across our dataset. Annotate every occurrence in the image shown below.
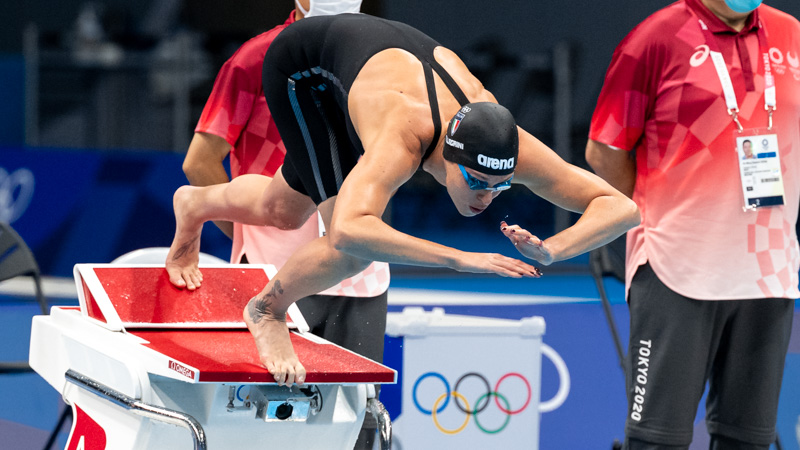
[29,264,396,449]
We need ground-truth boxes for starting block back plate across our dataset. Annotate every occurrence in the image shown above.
[73,264,309,331]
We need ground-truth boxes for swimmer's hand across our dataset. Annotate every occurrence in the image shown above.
[500,221,553,267]
[455,251,541,278]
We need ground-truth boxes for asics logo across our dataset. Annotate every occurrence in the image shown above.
[690,45,710,67]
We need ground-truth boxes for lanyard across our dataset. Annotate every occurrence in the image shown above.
[690,7,775,131]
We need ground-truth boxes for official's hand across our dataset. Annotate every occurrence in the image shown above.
[500,221,553,266]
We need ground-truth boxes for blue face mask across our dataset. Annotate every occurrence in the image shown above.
[724,0,762,14]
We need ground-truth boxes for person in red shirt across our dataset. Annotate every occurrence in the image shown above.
[182,2,386,448]
[587,0,800,447]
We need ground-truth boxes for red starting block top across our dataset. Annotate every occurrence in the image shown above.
[133,329,395,384]
[70,264,396,385]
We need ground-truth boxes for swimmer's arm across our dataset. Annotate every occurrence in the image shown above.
[515,129,640,263]
[330,141,538,277]
[330,143,454,266]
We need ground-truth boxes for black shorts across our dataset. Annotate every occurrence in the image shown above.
[295,291,388,365]
[624,263,793,447]
[262,28,361,205]
[295,291,388,431]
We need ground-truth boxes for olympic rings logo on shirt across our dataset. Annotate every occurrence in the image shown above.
[412,371,532,435]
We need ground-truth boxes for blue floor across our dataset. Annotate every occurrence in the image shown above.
[1,298,74,448]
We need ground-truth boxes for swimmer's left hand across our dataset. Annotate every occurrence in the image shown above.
[500,221,553,266]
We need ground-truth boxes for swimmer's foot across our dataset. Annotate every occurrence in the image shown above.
[244,294,306,386]
[166,185,204,290]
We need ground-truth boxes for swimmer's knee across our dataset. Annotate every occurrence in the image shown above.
[327,225,358,254]
[262,202,314,230]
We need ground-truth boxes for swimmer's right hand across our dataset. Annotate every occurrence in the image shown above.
[455,252,542,278]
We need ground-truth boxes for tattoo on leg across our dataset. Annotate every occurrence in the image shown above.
[247,280,285,324]
[172,236,199,260]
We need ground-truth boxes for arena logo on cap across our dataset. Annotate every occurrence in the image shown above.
[478,154,515,171]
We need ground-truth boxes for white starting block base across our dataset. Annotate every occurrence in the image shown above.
[29,264,396,450]
[60,372,367,449]
[34,307,370,450]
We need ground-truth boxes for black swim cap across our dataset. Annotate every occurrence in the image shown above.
[442,102,519,176]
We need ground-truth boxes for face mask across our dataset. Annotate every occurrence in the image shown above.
[295,0,362,18]
[723,0,762,14]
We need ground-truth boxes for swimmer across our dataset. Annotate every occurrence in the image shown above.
[166,13,640,386]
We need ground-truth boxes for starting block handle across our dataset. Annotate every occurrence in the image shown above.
[65,369,207,450]
[366,398,392,450]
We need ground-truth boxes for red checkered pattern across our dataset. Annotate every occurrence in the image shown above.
[319,262,391,297]
[750,208,800,297]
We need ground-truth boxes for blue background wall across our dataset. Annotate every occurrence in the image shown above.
[1,146,232,275]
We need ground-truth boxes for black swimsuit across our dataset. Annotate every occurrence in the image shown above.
[263,13,470,204]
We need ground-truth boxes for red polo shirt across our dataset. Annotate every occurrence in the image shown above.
[590,0,800,299]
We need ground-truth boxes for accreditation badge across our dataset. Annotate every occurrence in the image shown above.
[735,128,784,210]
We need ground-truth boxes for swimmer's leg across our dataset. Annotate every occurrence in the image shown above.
[166,170,316,289]
[244,198,371,385]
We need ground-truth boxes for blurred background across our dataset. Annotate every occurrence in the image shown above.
[3,1,800,449]
[4,0,799,267]
[15,0,800,270]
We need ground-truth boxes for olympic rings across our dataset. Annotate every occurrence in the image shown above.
[0,168,34,223]
[454,372,490,414]
[432,391,470,434]
[473,392,511,434]
[413,372,450,415]
[412,371,532,435]
[494,372,532,415]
